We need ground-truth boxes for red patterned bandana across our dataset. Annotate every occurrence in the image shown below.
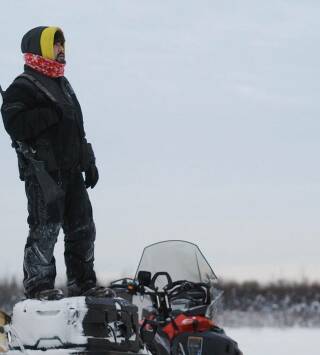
[24,53,65,78]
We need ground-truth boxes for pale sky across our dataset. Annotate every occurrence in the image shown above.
[0,0,319,284]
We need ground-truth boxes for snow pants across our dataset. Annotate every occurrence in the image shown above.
[23,169,97,297]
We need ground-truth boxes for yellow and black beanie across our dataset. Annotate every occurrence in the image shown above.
[21,26,65,60]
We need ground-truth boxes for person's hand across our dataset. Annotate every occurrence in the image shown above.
[85,164,99,189]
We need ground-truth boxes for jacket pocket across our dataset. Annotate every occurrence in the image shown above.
[34,138,58,171]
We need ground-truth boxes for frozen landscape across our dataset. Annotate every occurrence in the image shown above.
[1,1,319,354]
[226,328,319,355]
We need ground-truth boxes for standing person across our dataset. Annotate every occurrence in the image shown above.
[1,26,109,300]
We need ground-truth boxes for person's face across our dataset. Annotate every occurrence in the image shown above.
[54,41,65,63]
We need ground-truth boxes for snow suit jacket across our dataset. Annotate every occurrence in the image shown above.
[1,27,94,174]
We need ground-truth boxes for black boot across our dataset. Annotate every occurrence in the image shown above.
[67,283,82,297]
[81,286,116,298]
[32,288,64,301]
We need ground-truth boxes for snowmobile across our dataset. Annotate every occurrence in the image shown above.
[111,240,243,355]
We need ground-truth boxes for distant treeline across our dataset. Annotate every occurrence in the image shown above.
[0,278,22,313]
[1,279,320,327]
[216,280,320,327]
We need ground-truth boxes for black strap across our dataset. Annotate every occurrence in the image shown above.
[18,73,58,104]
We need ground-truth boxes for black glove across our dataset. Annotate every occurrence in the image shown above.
[85,164,99,189]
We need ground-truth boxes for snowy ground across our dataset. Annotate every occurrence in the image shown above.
[226,327,320,355]
[6,328,319,354]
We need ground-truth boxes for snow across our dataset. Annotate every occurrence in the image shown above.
[10,298,87,349]
[225,328,320,355]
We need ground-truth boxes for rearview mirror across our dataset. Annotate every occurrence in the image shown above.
[137,270,152,286]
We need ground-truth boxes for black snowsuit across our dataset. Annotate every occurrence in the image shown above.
[1,27,97,297]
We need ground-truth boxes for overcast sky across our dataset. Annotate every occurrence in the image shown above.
[0,0,319,284]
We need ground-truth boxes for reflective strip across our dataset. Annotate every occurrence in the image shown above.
[2,102,26,112]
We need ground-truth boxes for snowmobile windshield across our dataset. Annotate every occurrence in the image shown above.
[135,240,217,287]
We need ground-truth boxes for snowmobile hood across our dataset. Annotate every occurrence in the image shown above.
[21,26,65,60]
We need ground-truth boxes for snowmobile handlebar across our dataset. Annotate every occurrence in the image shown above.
[109,275,211,305]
